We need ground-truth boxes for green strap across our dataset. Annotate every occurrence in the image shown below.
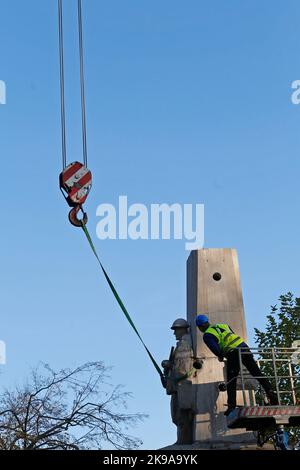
[81,222,164,379]
[174,367,196,383]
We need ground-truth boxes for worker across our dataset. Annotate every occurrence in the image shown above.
[195,315,279,415]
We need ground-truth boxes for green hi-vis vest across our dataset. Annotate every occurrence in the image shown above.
[205,323,244,354]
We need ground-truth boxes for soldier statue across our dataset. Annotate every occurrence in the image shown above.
[161,318,203,445]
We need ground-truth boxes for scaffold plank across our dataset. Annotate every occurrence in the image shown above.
[227,406,300,430]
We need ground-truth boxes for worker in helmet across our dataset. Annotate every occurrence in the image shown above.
[161,318,202,445]
[195,314,279,416]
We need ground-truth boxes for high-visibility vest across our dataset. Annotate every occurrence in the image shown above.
[204,323,244,354]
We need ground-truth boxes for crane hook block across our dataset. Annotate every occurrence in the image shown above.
[59,161,92,227]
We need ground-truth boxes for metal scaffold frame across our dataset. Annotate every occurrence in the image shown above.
[223,346,300,450]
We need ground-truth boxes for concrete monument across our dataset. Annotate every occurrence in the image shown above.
[186,248,256,448]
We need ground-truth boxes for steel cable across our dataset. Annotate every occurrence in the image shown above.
[77,0,88,168]
[58,0,67,170]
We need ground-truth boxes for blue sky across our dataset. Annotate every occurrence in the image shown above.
[1,0,300,449]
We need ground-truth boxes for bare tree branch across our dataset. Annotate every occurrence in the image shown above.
[0,362,147,450]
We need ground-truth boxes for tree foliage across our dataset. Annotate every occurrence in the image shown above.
[254,292,300,349]
[254,292,300,444]
[0,362,146,450]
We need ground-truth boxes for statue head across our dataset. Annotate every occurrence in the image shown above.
[171,318,190,341]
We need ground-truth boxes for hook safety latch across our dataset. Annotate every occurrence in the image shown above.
[59,161,92,227]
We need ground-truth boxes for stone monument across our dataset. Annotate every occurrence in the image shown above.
[186,248,256,448]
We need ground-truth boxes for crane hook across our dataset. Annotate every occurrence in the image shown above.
[69,205,88,227]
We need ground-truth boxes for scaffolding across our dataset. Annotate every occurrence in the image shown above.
[223,346,300,450]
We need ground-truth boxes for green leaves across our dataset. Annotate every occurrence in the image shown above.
[255,293,300,348]
[254,292,300,444]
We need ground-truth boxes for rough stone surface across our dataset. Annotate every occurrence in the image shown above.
[186,248,256,446]
[162,327,199,445]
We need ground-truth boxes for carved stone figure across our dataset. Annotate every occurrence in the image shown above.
[162,318,203,445]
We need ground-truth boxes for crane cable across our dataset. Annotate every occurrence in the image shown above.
[58,0,88,169]
[57,0,163,381]
[77,0,88,168]
[58,0,67,169]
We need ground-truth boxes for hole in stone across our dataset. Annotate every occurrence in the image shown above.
[213,272,222,281]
